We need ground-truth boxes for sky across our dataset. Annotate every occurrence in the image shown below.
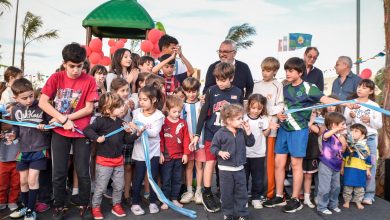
[0,0,386,82]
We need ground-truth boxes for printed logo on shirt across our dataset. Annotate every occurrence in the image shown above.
[231,95,237,100]
[214,94,220,97]
[354,109,371,119]
[54,88,82,114]
[14,109,43,123]
[296,91,303,97]
[213,100,229,112]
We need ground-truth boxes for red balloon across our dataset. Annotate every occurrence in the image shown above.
[116,40,125,49]
[148,29,163,44]
[360,68,372,79]
[141,40,154,53]
[151,51,160,59]
[99,56,111,66]
[110,46,118,54]
[81,45,91,57]
[108,39,116,47]
[89,38,103,53]
[120,39,128,43]
[89,52,101,64]
[152,43,161,54]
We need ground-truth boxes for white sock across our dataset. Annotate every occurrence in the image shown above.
[187,186,193,193]
[304,193,311,201]
[72,188,79,195]
[196,186,202,193]
[276,194,283,198]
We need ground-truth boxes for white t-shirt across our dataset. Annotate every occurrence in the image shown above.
[0,87,14,105]
[131,108,164,161]
[244,114,269,158]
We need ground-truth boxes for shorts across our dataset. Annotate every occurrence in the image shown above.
[275,127,309,158]
[123,144,133,165]
[204,141,216,161]
[188,148,206,162]
[302,158,319,173]
[16,151,48,171]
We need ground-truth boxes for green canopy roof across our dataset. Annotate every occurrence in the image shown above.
[82,0,154,39]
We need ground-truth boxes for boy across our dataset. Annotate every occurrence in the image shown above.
[263,57,355,213]
[210,104,255,220]
[253,57,284,199]
[180,77,206,204]
[155,54,193,96]
[153,34,194,76]
[138,55,155,73]
[9,78,50,220]
[39,43,98,219]
[190,62,243,213]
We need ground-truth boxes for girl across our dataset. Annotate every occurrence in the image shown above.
[106,48,137,92]
[131,85,165,216]
[130,71,150,111]
[90,65,108,96]
[84,92,140,219]
[0,66,23,105]
[159,95,190,210]
[344,79,382,205]
[244,94,278,209]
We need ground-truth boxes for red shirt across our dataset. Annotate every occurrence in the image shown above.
[96,155,124,167]
[160,118,190,160]
[41,71,98,138]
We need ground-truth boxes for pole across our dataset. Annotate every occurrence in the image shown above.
[11,0,19,66]
[356,0,360,75]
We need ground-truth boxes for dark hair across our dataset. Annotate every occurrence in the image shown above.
[0,66,23,98]
[131,53,141,70]
[139,85,163,110]
[321,95,343,116]
[158,34,178,51]
[139,55,155,66]
[304,47,320,56]
[182,77,201,92]
[358,79,376,101]
[247,94,267,116]
[90,65,108,76]
[165,94,184,110]
[83,60,90,74]
[110,78,128,92]
[221,103,244,125]
[98,92,124,117]
[350,123,368,138]
[135,72,150,92]
[34,88,42,99]
[111,48,132,75]
[145,73,165,90]
[158,54,175,65]
[173,86,184,95]
[11,78,33,96]
[213,62,235,80]
[324,112,346,130]
[284,57,306,75]
[62,43,86,63]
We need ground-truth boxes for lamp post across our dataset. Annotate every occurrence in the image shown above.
[356,0,360,75]
[11,0,19,66]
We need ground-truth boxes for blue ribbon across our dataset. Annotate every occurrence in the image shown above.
[134,120,197,219]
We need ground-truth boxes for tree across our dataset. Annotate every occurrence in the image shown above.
[0,0,11,17]
[225,23,256,50]
[21,11,59,71]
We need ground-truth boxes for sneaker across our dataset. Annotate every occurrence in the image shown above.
[194,191,202,204]
[91,207,104,220]
[52,207,68,220]
[263,196,286,208]
[112,203,126,217]
[161,203,169,210]
[0,204,6,210]
[224,215,234,220]
[103,188,113,199]
[131,205,145,216]
[35,202,50,213]
[70,194,82,206]
[24,209,36,220]
[202,193,220,213]
[238,216,250,220]
[10,206,27,219]
[320,209,332,215]
[149,203,159,214]
[79,206,92,219]
[251,200,263,209]
[303,199,315,208]
[333,207,341,213]
[172,200,183,208]
[282,198,303,213]
[362,199,372,205]
[180,192,194,204]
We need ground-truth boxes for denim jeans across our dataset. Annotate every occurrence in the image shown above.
[132,157,159,205]
[161,158,183,200]
[364,134,378,202]
[317,162,340,212]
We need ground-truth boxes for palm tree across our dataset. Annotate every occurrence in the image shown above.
[0,0,11,17]
[225,23,256,50]
[20,11,59,71]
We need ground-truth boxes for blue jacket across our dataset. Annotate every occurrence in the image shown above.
[210,127,255,167]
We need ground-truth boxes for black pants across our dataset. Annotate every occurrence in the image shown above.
[38,154,52,204]
[51,132,91,207]
[244,157,266,199]
[132,157,159,204]
[161,158,183,200]
[220,169,249,217]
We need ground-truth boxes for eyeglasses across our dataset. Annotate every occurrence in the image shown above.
[216,50,235,54]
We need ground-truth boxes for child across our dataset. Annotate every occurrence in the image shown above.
[342,123,371,209]
[106,48,136,92]
[145,74,166,110]
[344,79,382,205]
[131,85,165,215]
[155,54,193,96]
[180,77,206,205]
[84,93,140,219]
[90,65,108,96]
[244,94,278,209]
[210,104,255,220]
[263,57,354,213]
[317,112,346,215]
[0,66,23,105]
[252,57,284,199]
[173,87,185,101]
[190,62,243,213]
[9,78,51,220]
[159,95,190,209]
[39,43,98,219]
[138,56,155,73]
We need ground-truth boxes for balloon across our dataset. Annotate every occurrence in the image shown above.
[89,52,101,64]
[82,45,91,57]
[108,39,116,47]
[89,38,103,53]
[116,40,125,49]
[110,46,118,54]
[360,68,372,79]
[99,56,111,66]
[148,29,163,44]
[141,40,154,53]
[151,51,160,59]
[152,43,161,54]
[120,39,128,43]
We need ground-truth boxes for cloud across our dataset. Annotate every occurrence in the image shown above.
[298,0,353,11]
[25,52,48,58]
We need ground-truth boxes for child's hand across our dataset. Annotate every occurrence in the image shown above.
[128,100,135,111]
[218,151,230,160]
[96,136,105,143]
[160,153,165,164]
[349,111,356,118]
[367,169,371,179]
[136,127,145,136]
[242,120,251,134]
[199,95,205,105]
[37,124,46,131]
[174,45,183,58]
[361,115,370,124]
[189,136,199,152]
[123,122,133,133]
[277,112,287,122]
[182,155,188,164]
[269,121,280,130]
[340,168,344,175]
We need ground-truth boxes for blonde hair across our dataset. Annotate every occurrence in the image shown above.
[165,95,184,111]
[221,104,244,125]
[98,92,124,116]
[261,57,280,72]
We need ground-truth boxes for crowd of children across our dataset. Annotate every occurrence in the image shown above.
[0,36,384,220]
